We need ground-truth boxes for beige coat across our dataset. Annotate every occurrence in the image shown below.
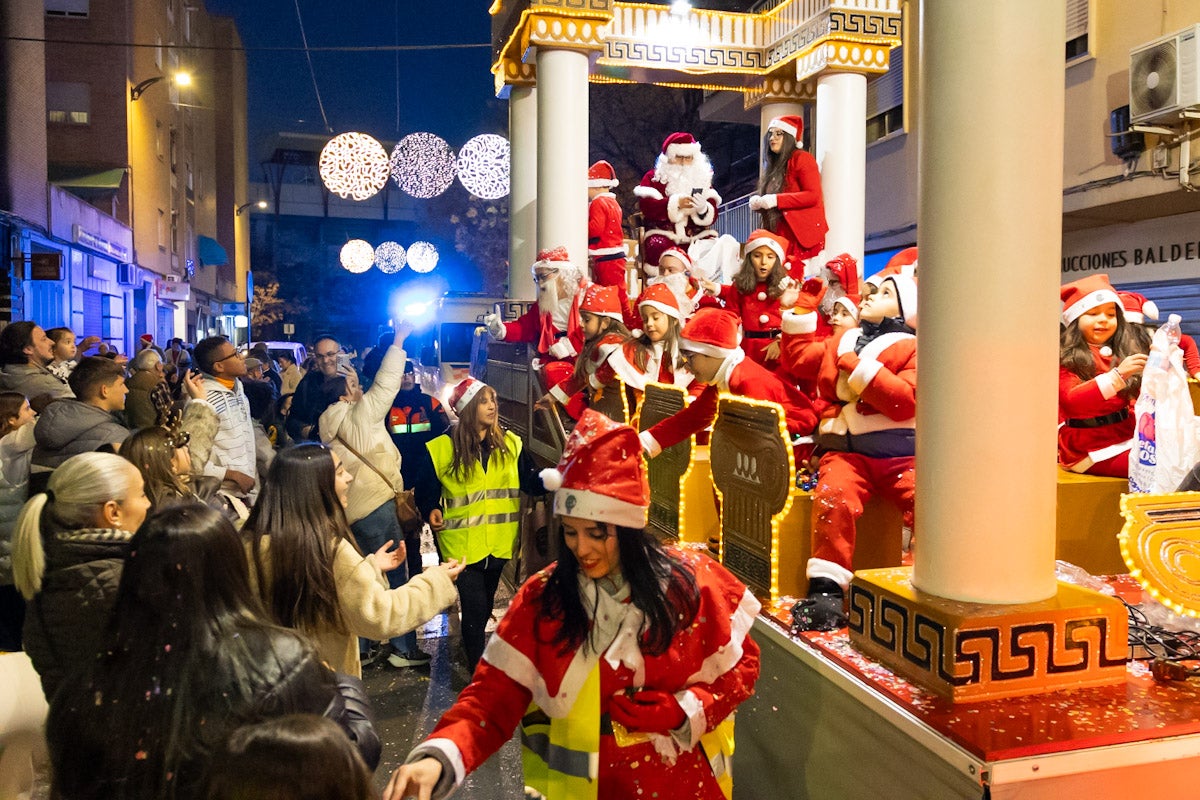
[251,536,458,677]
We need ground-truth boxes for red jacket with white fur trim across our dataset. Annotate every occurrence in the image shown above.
[588,193,626,262]
[407,550,760,799]
[773,150,828,254]
[1058,346,1135,470]
[634,173,720,244]
[549,332,633,419]
[501,285,588,359]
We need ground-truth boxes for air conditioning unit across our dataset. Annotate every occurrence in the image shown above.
[1130,24,1200,124]
[116,263,136,286]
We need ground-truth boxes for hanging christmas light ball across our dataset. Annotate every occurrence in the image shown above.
[390,133,456,198]
[340,239,375,273]
[456,134,510,200]
[407,241,439,273]
[319,132,390,201]
[374,241,407,274]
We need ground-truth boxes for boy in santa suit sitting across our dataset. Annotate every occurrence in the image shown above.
[638,307,818,458]
[544,284,639,420]
[781,272,917,631]
[485,247,589,390]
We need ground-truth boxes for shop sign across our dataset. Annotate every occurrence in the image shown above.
[1062,211,1200,282]
[156,279,191,301]
[72,225,129,262]
[222,302,245,315]
[29,252,63,281]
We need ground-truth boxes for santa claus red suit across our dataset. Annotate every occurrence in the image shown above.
[485,247,589,389]
[634,132,721,268]
[639,308,818,457]
[781,273,916,627]
[392,411,760,800]
[1058,277,1138,477]
[588,161,628,287]
[749,115,828,274]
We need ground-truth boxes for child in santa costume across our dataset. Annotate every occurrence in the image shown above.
[411,378,548,669]
[747,115,828,276]
[638,307,818,458]
[587,160,628,288]
[634,132,721,268]
[782,273,917,631]
[605,282,696,398]
[385,410,760,800]
[700,229,799,371]
[646,246,703,317]
[484,247,589,390]
[861,246,918,303]
[546,284,638,419]
[1058,275,1147,477]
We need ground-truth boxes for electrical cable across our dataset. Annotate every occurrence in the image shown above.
[292,0,331,134]
[1124,596,1200,664]
[2,35,490,53]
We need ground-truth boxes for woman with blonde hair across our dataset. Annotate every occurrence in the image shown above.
[11,451,151,696]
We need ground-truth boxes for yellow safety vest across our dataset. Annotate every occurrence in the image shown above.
[426,430,522,564]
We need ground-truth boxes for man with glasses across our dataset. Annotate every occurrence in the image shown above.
[193,336,258,499]
[286,335,343,441]
[482,248,589,390]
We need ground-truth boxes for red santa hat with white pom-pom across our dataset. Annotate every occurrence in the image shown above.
[637,282,685,322]
[587,160,619,189]
[768,115,804,141]
[1060,274,1120,327]
[679,308,742,359]
[1118,290,1159,325]
[580,284,624,322]
[539,409,649,529]
[449,377,487,415]
[661,131,701,160]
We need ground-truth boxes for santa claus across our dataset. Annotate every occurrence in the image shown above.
[484,247,589,389]
[634,132,721,269]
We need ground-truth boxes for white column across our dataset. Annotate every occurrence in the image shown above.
[508,85,537,300]
[759,101,803,175]
[814,72,866,268]
[911,0,1065,603]
[535,48,589,271]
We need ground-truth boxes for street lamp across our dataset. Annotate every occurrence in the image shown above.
[235,200,268,216]
[131,71,192,101]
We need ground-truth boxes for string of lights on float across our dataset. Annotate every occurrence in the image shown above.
[339,239,438,275]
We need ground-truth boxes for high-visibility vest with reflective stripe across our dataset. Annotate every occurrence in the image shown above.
[521,663,601,800]
[426,430,522,563]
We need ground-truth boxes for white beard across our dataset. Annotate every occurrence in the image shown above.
[648,273,695,317]
[654,154,714,198]
[538,273,581,330]
[817,266,849,318]
[537,277,560,314]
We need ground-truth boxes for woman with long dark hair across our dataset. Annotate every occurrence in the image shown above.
[748,114,828,275]
[121,426,248,523]
[45,503,358,800]
[387,411,760,800]
[413,378,547,670]
[244,443,461,677]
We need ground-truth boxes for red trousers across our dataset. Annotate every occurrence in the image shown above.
[811,451,915,570]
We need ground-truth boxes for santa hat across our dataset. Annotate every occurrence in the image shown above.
[661,131,701,159]
[832,296,859,321]
[531,246,579,278]
[882,273,918,328]
[768,115,804,141]
[637,282,685,322]
[679,308,742,359]
[449,377,487,415]
[644,246,691,278]
[824,253,861,303]
[539,410,649,529]
[1118,291,1159,325]
[140,333,154,344]
[1061,274,1120,327]
[580,284,623,322]
[744,229,788,267]
[866,246,919,288]
[587,160,619,189]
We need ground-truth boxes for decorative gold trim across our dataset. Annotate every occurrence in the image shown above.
[743,75,817,109]
[1119,491,1200,618]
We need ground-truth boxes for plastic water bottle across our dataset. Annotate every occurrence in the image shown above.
[1146,314,1182,372]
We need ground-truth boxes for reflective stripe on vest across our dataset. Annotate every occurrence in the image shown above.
[521,664,600,800]
[425,431,522,563]
[388,421,432,434]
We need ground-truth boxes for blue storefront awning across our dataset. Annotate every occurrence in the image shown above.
[198,235,228,267]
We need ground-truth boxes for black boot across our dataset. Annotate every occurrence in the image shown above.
[790,577,847,632]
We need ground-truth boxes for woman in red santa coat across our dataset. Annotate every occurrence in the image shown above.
[1058,275,1147,477]
[748,115,828,277]
[781,273,917,631]
[384,410,760,800]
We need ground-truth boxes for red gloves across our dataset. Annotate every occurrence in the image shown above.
[795,277,827,313]
[609,689,686,734]
[837,351,861,374]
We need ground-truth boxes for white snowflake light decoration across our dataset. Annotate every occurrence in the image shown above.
[319,132,390,201]
[340,239,375,273]
[390,133,456,198]
[456,134,510,200]
[374,241,407,274]
[408,241,439,273]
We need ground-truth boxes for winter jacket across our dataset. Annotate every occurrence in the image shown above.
[22,526,134,699]
[319,344,406,525]
[248,536,459,678]
[0,363,73,411]
[280,363,305,396]
[124,369,164,430]
[31,400,129,471]
[0,424,36,585]
[200,376,258,498]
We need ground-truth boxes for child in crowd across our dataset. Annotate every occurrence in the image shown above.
[701,229,798,370]
[44,327,99,381]
[546,284,636,419]
[1058,275,1147,477]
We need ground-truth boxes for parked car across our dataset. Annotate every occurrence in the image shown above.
[253,340,308,368]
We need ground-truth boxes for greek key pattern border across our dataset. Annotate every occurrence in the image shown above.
[848,585,1128,687]
[603,39,764,72]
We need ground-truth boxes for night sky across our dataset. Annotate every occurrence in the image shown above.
[202,0,505,162]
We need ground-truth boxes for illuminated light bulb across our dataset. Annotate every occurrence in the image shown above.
[374,241,407,274]
[456,134,510,200]
[340,239,375,273]
[408,241,439,273]
[390,133,456,199]
[319,133,390,201]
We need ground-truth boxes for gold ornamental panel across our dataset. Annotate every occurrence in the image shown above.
[1120,492,1200,618]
